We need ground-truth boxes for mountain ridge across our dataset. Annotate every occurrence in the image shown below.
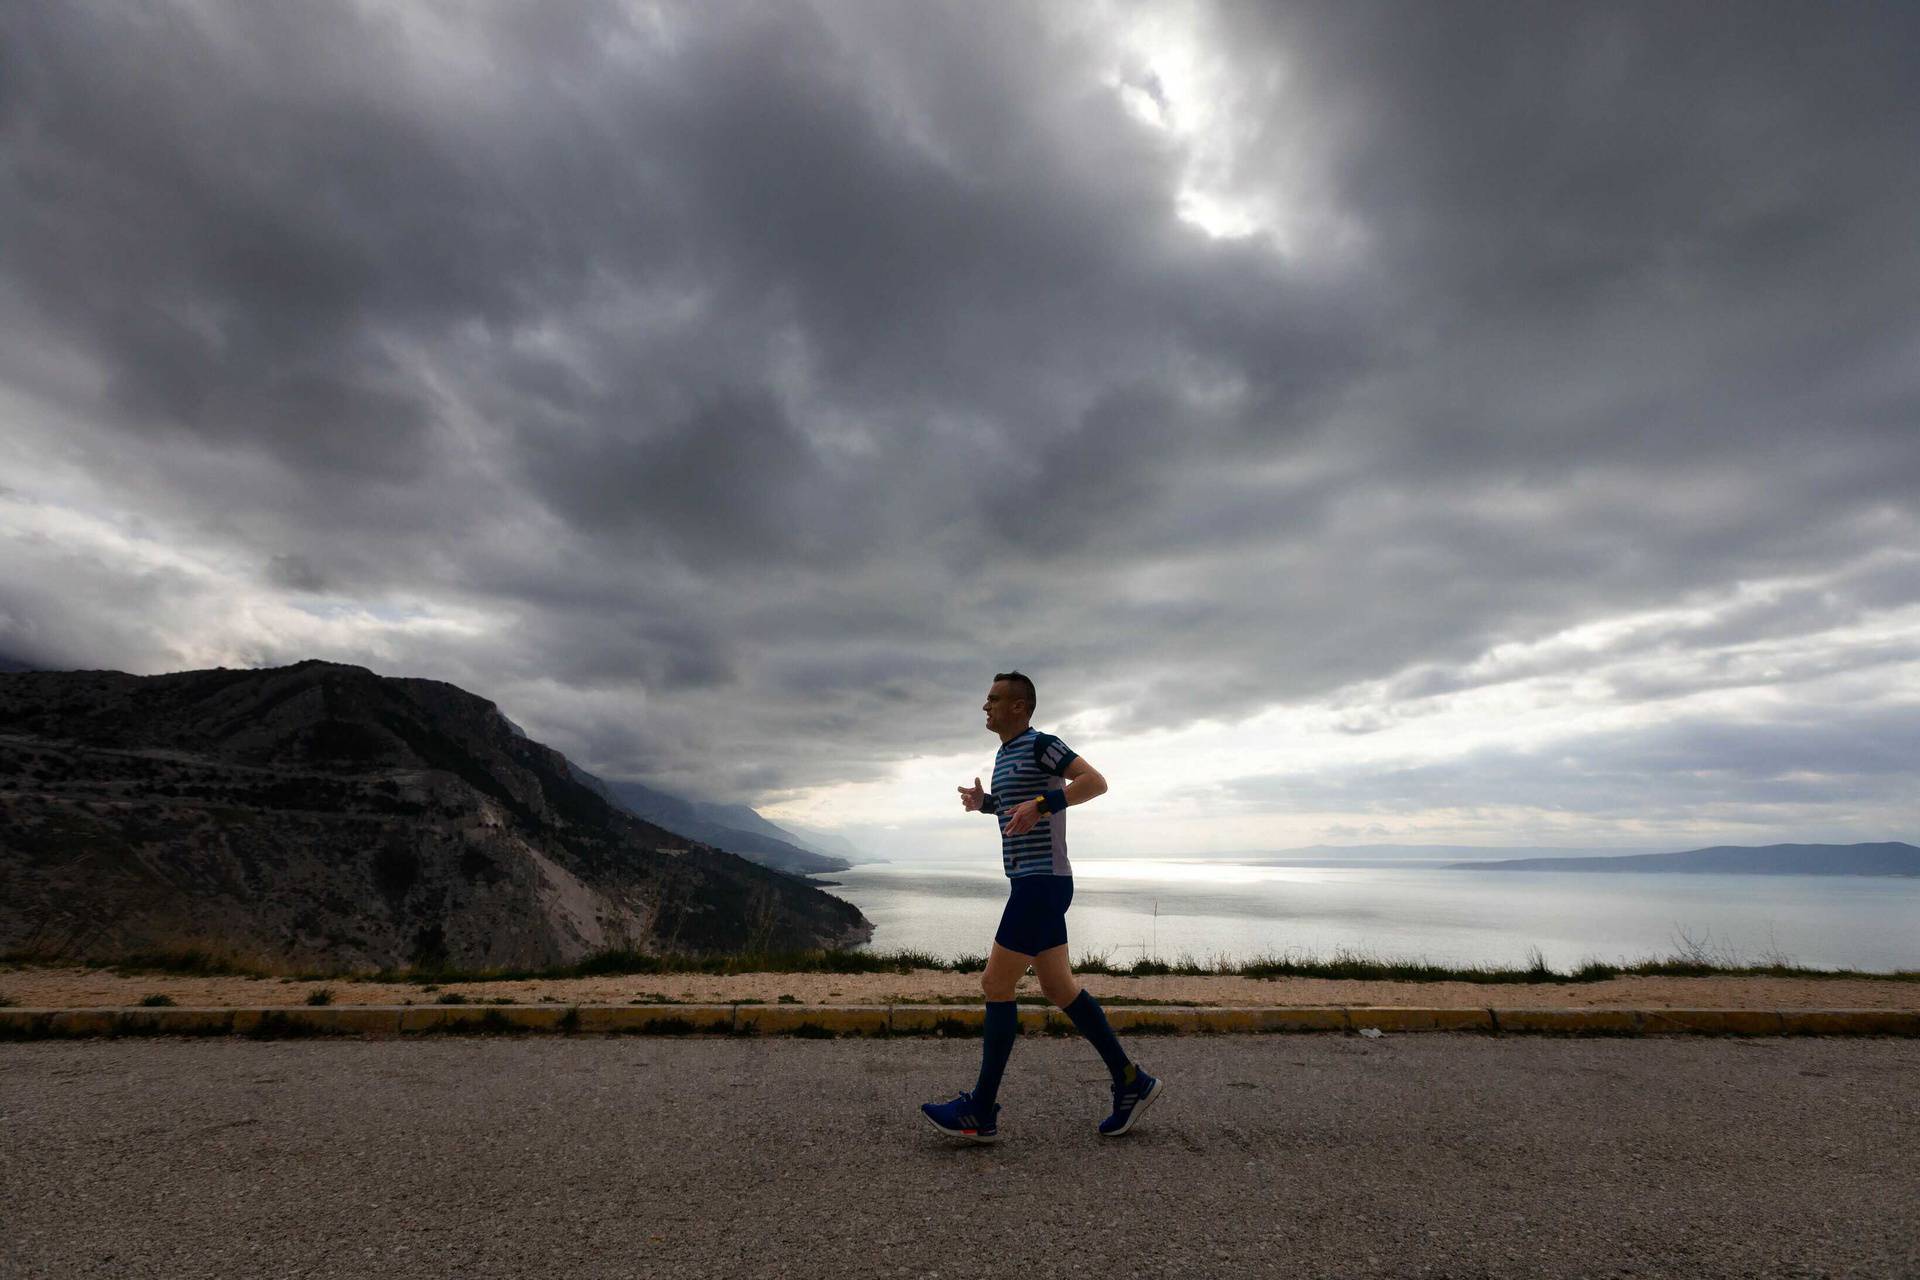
[0,661,871,970]
[575,774,853,878]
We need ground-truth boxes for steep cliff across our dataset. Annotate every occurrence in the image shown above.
[0,661,872,971]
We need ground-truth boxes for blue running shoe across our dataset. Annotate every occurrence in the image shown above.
[1098,1063,1165,1136]
[921,1089,1000,1143]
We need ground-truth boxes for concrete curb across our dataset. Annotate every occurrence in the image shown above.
[1,1004,1916,1040]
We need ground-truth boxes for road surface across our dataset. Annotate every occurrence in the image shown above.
[3,1034,1915,1278]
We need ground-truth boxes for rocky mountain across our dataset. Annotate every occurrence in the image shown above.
[0,662,872,971]
[1445,841,1920,875]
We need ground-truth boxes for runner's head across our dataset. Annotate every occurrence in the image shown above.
[985,670,1036,734]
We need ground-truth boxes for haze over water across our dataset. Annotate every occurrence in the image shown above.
[825,858,1920,974]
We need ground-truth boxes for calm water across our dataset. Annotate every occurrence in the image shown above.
[816,858,1920,973]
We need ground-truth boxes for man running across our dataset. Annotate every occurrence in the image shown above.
[921,670,1167,1143]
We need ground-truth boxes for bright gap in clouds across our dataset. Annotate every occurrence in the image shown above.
[1096,2,1364,259]
[1100,3,1287,247]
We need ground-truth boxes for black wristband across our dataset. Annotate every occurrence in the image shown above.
[980,793,999,815]
[1039,788,1067,816]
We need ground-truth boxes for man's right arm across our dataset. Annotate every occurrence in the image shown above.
[959,776,998,813]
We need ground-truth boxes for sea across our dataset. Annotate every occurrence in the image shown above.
[815,857,1920,973]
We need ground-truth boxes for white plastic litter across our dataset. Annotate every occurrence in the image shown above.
[1357,1027,1384,1039]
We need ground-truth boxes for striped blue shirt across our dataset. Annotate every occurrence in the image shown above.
[989,727,1078,879]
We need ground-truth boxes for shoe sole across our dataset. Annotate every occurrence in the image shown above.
[1099,1076,1167,1137]
[922,1110,1000,1144]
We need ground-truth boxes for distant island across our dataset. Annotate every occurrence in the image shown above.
[1445,842,1919,876]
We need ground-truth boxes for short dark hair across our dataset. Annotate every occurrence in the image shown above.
[993,670,1036,713]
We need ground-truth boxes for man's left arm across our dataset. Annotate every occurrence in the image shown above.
[1004,755,1107,835]
[1049,755,1107,813]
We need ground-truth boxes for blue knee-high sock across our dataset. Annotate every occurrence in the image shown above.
[972,1000,1019,1109]
[1063,988,1133,1084]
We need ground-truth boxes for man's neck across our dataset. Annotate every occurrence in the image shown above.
[997,720,1032,745]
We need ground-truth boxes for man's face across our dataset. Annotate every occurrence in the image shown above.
[983,680,1027,731]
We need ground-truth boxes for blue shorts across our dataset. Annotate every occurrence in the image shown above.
[994,874,1074,956]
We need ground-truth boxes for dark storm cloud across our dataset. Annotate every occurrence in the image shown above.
[264,554,329,593]
[518,387,873,570]
[1,1,1917,815]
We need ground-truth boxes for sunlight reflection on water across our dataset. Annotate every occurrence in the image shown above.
[818,857,1920,972]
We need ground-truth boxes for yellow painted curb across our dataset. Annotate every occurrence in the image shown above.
[1496,1009,1642,1035]
[888,1004,993,1034]
[230,1009,327,1035]
[1778,1009,1920,1036]
[1235,1007,1352,1033]
[735,1004,889,1036]
[49,1010,121,1036]
[114,1008,237,1036]
[397,1006,571,1034]
[228,1008,405,1035]
[1097,1006,1211,1034]
[882,1004,1061,1033]
[574,1005,733,1035]
[1638,1009,1786,1036]
[1021,1008,1066,1033]
[1347,1007,1496,1034]
[0,1010,56,1037]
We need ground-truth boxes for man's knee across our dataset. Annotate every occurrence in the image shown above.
[981,972,1018,1002]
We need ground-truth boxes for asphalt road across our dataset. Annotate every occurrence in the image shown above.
[2,1034,1915,1279]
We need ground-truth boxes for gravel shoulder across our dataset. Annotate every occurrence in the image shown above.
[3,963,1916,1009]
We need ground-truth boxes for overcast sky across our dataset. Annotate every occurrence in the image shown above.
[3,1,1917,859]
